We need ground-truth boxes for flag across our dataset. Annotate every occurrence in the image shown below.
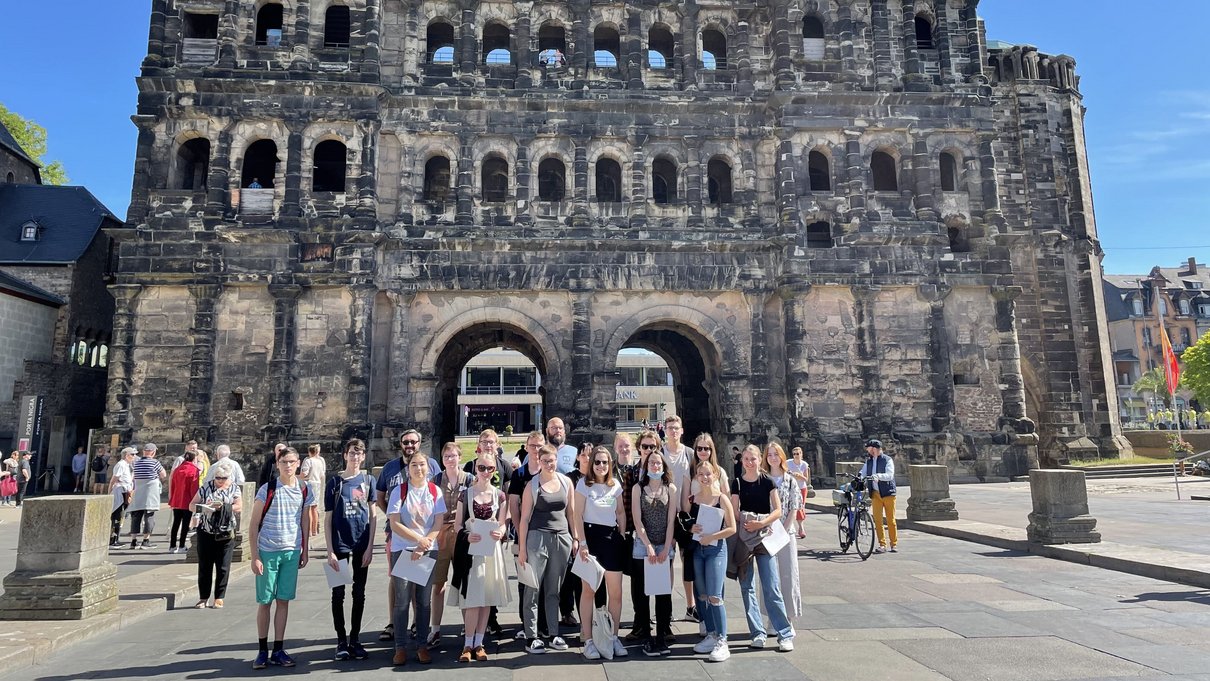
[1160,326,1181,395]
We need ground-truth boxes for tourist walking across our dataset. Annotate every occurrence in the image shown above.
[630,450,677,656]
[324,438,375,661]
[71,446,88,492]
[190,459,241,608]
[449,451,511,662]
[300,444,326,538]
[688,461,736,662]
[129,443,167,549]
[108,448,135,546]
[786,447,810,538]
[386,450,444,666]
[516,443,575,654]
[573,445,628,660]
[730,444,794,652]
[168,451,201,553]
[90,447,110,494]
[249,446,315,669]
[764,443,802,620]
[862,439,898,553]
[429,442,472,647]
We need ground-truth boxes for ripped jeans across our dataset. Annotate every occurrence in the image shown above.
[692,541,727,640]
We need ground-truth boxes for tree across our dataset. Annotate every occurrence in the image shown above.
[0,102,68,185]
[1182,330,1210,406]
[1132,366,1169,408]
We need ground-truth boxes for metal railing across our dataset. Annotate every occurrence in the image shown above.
[1173,448,1210,499]
[461,386,538,395]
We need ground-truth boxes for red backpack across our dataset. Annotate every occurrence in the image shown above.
[258,477,310,531]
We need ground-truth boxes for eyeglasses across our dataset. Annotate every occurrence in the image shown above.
[277,459,298,466]
[540,458,557,466]
[401,440,420,446]
[639,443,658,451]
[593,460,611,467]
[696,446,713,452]
[477,465,496,473]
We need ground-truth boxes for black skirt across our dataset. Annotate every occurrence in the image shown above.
[584,522,627,573]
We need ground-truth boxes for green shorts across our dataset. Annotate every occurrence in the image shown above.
[255,549,301,604]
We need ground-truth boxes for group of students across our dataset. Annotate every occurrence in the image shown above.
[243,415,815,670]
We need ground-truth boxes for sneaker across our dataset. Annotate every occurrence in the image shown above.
[624,628,651,643]
[560,614,579,628]
[130,542,139,550]
[583,640,601,660]
[142,542,157,550]
[643,640,662,657]
[694,633,719,654]
[416,646,432,664]
[778,637,795,652]
[252,650,269,669]
[612,636,629,657]
[392,649,407,665]
[349,642,369,659]
[548,635,569,651]
[659,640,671,656]
[685,606,699,623]
[874,546,887,554]
[890,546,899,553]
[269,650,295,667]
[108,541,122,549]
[708,639,731,662]
[749,634,766,649]
[335,642,350,661]
[379,624,394,641]
[526,638,547,654]
[168,546,177,553]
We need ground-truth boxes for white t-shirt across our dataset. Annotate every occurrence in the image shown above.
[663,443,692,492]
[300,455,326,485]
[787,459,809,490]
[386,480,448,552]
[575,478,622,526]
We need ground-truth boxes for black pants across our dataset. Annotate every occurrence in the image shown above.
[560,561,581,617]
[196,531,234,599]
[332,549,370,643]
[110,501,128,543]
[629,558,672,637]
[170,509,192,549]
[15,480,27,506]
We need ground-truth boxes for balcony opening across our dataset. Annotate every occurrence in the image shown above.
[241,139,279,188]
[701,28,727,69]
[707,158,733,204]
[183,12,219,39]
[423,156,451,202]
[948,225,971,253]
[648,25,674,70]
[255,3,284,46]
[871,150,898,191]
[652,157,677,204]
[537,158,566,201]
[940,151,958,191]
[427,21,455,63]
[482,156,509,202]
[808,150,830,191]
[595,158,622,203]
[915,15,935,50]
[594,25,620,68]
[805,221,833,248]
[802,16,824,60]
[323,5,351,47]
[175,138,211,191]
[483,23,511,65]
[538,24,567,67]
[312,140,347,192]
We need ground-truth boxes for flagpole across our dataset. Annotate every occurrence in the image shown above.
[1152,272,1185,488]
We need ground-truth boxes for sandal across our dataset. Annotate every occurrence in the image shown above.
[379,623,394,641]
[194,600,207,609]
[213,599,224,609]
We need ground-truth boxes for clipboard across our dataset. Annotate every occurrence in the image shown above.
[468,519,501,557]
[761,518,791,555]
[390,551,436,586]
[570,552,605,591]
[643,558,673,596]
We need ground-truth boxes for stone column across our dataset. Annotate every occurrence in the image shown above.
[869,0,896,91]
[992,286,1029,433]
[455,134,474,223]
[934,1,955,83]
[516,5,534,88]
[628,140,647,228]
[919,284,955,432]
[900,1,928,89]
[685,137,704,227]
[291,0,312,68]
[347,285,376,424]
[361,0,382,82]
[843,131,866,222]
[0,496,118,620]
[281,126,305,217]
[780,279,811,437]
[515,141,532,225]
[747,291,773,435]
[127,116,158,224]
[775,133,801,236]
[356,119,379,219]
[770,0,794,89]
[572,143,589,204]
[625,9,643,90]
[570,291,594,436]
[570,0,590,75]
[680,3,699,88]
[106,285,144,432]
[266,284,303,441]
[144,0,170,68]
[835,2,864,86]
[457,5,478,84]
[187,284,222,443]
[907,465,958,520]
[735,19,753,96]
[401,1,420,85]
[961,0,984,82]
[217,0,240,68]
[1026,469,1100,544]
[911,137,938,221]
[206,127,234,215]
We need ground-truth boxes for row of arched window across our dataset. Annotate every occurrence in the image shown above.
[68,333,109,369]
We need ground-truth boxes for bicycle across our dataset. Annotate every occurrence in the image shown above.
[832,472,875,560]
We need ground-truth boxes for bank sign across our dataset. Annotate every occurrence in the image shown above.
[616,389,638,401]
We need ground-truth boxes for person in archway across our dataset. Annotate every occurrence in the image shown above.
[248,177,263,188]
[661,415,696,624]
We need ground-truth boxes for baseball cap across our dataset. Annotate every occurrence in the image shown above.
[142,443,158,452]
[864,439,883,449]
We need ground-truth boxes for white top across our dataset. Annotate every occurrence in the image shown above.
[111,459,133,493]
[386,481,448,552]
[300,455,326,485]
[786,459,809,490]
[575,478,622,526]
[662,443,692,492]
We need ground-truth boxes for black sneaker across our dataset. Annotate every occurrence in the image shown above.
[349,642,369,660]
[624,629,651,643]
[642,640,662,657]
[658,640,672,656]
[142,541,157,550]
[335,642,350,661]
[685,606,699,623]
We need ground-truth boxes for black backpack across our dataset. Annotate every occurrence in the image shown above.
[91,455,107,473]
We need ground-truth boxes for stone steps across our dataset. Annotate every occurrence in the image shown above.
[1060,463,1178,480]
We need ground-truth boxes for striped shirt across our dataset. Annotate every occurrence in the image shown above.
[255,480,316,552]
[132,457,165,480]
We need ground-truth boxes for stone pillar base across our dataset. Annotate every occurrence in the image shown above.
[1026,469,1101,544]
[0,563,118,620]
[1026,512,1101,544]
[907,464,959,521]
[907,499,959,521]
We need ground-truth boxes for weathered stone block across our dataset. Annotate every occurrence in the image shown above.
[1026,469,1100,545]
[907,464,959,521]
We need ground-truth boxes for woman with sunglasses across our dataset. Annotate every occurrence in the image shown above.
[573,445,629,660]
[189,459,242,609]
[731,445,794,652]
[429,442,473,648]
[680,433,729,627]
[517,444,575,654]
[764,443,802,621]
[559,442,593,626]
[688,461,736,661]
[449,452,511,662]
[630,450,676,656]
[324,438,376,661]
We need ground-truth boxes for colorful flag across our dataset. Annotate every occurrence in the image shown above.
[1160,326,1181,395]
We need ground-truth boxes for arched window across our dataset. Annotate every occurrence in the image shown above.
[701,28,727,70]
[75,340,88,366]
[652,157,677,204]
[175,138,210,191]
[255,3,284,46]
[595,158,622,202]
[241,139,279,188]
[538,24,567,66]
[423,156,451,201]
[808,150,830,191]
[323,5,351,47]
[871,150,898,191]
[537,158,566,201]
[312,140,347,192]
[482,156,509,202]
[939,151,958,192]
[802,16,825,60]
[948,225,970,253]
[648,25,674,69]
[594,26,620,68]
[805,221,833,248]
[427,21,455,63]
[98,344,109,369]
[483,23,511,65]
[915,15,935,50]
[707,158,733,204]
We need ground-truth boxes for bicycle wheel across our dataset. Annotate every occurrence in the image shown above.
[855,509,875,560]
[837,508,851,552]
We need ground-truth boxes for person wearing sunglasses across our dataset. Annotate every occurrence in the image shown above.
[189,458,242,609]
[624,429,660,643]
[324,439,377,662]
[429,442,473,649]
[730,444,794,653]
[449,452,511,662]
[572,445,629,660]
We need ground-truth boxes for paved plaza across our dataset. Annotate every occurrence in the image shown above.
[3,477,1210,681]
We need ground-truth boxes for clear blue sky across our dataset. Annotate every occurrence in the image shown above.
[1,2,1205,275]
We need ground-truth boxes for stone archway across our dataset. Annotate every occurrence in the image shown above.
[619,325,721,444]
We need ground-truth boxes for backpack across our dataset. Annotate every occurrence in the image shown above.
[398,479,440,510]
[199,482,237,537]
[258,477,310,531]
[91,455,107,473]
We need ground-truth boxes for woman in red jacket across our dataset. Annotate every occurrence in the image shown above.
[169,451,201,554]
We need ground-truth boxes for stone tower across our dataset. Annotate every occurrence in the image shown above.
[106,0,1129,476]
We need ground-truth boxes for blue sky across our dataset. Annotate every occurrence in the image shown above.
[1,2,1205,275]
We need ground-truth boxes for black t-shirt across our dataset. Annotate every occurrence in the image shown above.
[731,474,775,514]
[508,464,541,500]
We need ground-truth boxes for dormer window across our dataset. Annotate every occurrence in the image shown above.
[20,221,39,241]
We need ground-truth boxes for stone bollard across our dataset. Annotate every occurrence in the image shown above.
[0,495,118,619]
[231,481,258,562]
[1026,469,1101,544]
[907,465,959,521]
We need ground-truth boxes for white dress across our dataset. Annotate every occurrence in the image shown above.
[448,488,512,609]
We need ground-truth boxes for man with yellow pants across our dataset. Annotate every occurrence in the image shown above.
[860,439,897,553]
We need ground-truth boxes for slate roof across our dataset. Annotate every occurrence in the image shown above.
[1102,280,1136,322]
[0,184,119,264]
[0,268,63,306]
[0,117,39,172]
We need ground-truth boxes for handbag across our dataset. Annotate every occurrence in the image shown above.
[0,476,16,497]
[591,606,615,660]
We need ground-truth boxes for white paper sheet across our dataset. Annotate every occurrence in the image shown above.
[515,559,539,589]
[389,552,436,586]
[468,519,501,557]
[324,557,354,588]
[643,558,673,596]
[692,504,725,543]
[761,518,791,555]
[570,552,605,591]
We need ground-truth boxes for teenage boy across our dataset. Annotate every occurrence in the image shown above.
[662,415,696,623]
[249,447,316,669]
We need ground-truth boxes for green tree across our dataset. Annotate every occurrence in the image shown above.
[1132,366,1169,408]
[0,102,68,185]
[1182,330,1210,406]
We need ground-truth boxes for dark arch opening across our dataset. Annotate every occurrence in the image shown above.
[241,139,279,188]
[808,150,830,191]
[871,150,898,191]
[594,25,620,68]
[707,158,733,204]
[255,3,284,45]
[484,23,511,65]
[595,158,622,203]
[537,157,566,201]
[432,324,550,447]
[649,25,674,69]
[427,21,455,63]
[482,156,509,202]
[701,28,727,69]
[175,138,211,191]
[806,221,833,248]
[948,225,970,253]
[652,157,677,204]
[803,16,824,39]
[915,15,935,50]
[940,151,958,191]
[802,16,825,60]
[312,140,347,192]
[323,5,351,47]
[423,156,451,202]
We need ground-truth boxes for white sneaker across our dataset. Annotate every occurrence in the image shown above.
[612,636,628,658]
[583,640,601,660]
[526,639,547,654]
[778,637,795,652]
[749,634,766,649]
[708,638,731,662]
[694,633,719,654]
[548,636,569,651]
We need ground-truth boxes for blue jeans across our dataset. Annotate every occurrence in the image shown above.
[390,550,435,651]
[693,542,728,640]
[739,551,793,640]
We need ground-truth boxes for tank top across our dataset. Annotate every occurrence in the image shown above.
[529,475,570,534]
[639,484,670,542]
